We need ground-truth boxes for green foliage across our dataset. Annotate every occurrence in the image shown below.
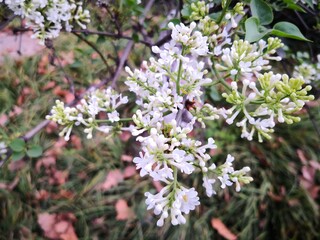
[246,0,311,42]
[250,0,273,25]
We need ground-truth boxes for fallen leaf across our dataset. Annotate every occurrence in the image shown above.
[60,226,78,240]
[99,169,124,191]
[38,212,78,240]
[53,86,75,104]
[0,114,8,126]
[211,218,237,240]
[42,81,56,91]
[121,154,133,162]
[36,156,56,172]
[115,199,135,220]
[123,166,136,178]
[297,149,308,165]
[71,135,82,149]
[54,221,69,234]
[9,105,23,118]
[35,189,50,200]
[8,159,26,172]
[38,213,59,239]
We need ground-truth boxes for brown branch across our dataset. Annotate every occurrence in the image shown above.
[72,31,111,71]
[71,29,153,47]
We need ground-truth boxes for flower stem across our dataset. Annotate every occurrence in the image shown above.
[176,47,185,95]
[95,118,132,123]
[216,0,232,24]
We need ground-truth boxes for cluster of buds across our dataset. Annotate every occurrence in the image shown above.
[215,38,284,79]
[190,1,245,56]
[1,0,90,44]
[222,72,314,142]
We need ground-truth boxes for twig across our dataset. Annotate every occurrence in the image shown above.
[111,41,134,88]
[72,31,111,71]
[71,29,153,46]
[45,40,76,96]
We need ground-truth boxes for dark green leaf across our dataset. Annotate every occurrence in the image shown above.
[250,0,273,25]
[26,145,43,158]
[9,138,25,152]
[271,22,311,41]
[168,18,181,26]
[12,151,25,161]
[96,35,106,45]
[245,17,271,42]
[132,33,139,43]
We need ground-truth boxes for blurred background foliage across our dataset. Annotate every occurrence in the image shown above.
[0,0,319,239]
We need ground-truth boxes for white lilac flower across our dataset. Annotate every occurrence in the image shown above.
[215,38,283,79]
[46,88,126,140]
[145,186,200,226]
[2,0,90,44]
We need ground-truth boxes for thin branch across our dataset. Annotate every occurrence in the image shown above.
[111,41,134,88]
[73,31,111,71]
[71,29,153,47]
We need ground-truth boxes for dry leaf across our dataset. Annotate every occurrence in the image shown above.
[211,218,237,240]
[38,212,78,240]
[42,81,56,91]
[53,86,75,104]
[71,135,82,150]
[99,169,124,191]
[60,225,78,240]
[0,114,8,126]
[115,199,135,220]
[121,154,133,162]
[297,149,308,165]
[123,166,136,178]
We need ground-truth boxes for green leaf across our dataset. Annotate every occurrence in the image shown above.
[12,151,25,161]
[181,5,191,18]
[245,17,271,43]
[96,35,106,45]
[168,18,181,26]
[131,33,139,43]
[26,145,43,158]
[250,0,273,25]
[283,0,306,12]
[9,138,25,152]
[271,22,311,41]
